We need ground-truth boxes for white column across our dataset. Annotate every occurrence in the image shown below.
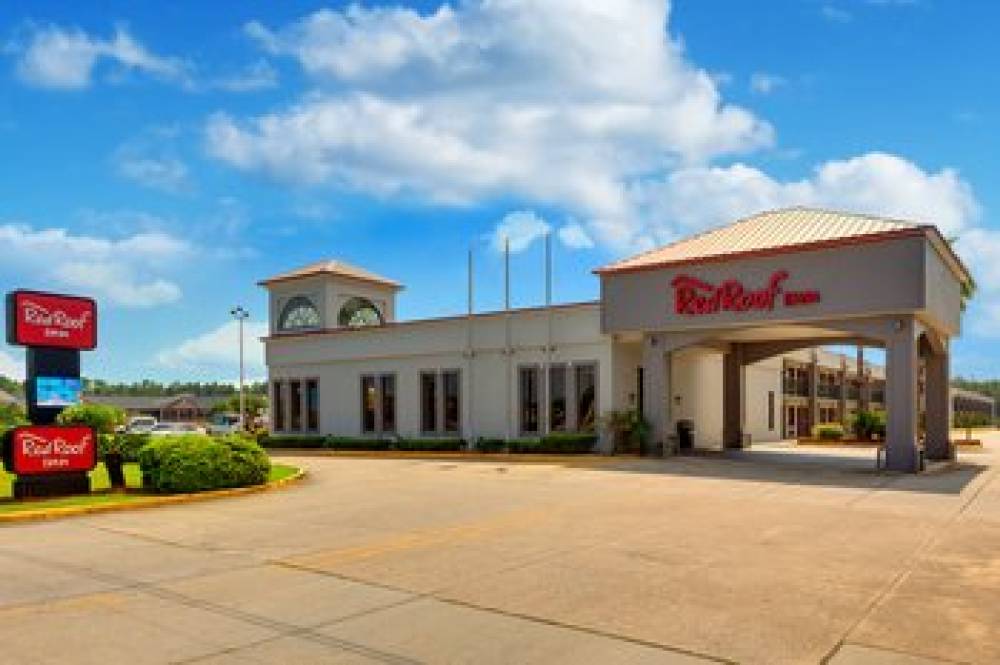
[642,334,669,454]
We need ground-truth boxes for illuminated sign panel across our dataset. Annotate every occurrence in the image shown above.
[671,271,821,317]
[35,376,83,407]
[6,291,97,350]
[4,426,97,475]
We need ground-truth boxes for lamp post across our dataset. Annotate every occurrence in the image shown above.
[230,306,249,431]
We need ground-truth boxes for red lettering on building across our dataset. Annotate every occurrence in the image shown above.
[671,271,821,316]
[6,426,97,475]
[7,291,97,350]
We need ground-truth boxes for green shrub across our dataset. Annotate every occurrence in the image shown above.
[508,433,597,454]
[0,402,28,434]
[104,432,151,462]
[257,434,326,449]
[324,437,392,451]
[813,424,844,440]
[56,403,125,434]
[138,434,270,493]
[852,410,886,441]
[395,438,465,451]
[475,438,507,453]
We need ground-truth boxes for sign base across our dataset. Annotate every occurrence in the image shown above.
[13,473,90,499]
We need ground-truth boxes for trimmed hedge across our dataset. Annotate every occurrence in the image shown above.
[138,434,270,493]
[258,434,327,449]
[258,432,595,454]
[813,424,845,441]
[326,437,392,451]
[475,438,507,453]
[508,433,597,454]
[394,438,464,451]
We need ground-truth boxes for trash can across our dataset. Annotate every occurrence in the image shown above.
[676,419,694,451]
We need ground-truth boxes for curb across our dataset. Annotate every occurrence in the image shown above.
[0,466,307,525]
[267,449,631,465]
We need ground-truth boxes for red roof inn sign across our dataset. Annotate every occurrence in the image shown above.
[4,289,99,497]
[4,426,96,475]
[6,290,97,350]
[671,270,821,317]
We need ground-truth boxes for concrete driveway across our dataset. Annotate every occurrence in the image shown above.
[1,437,999,665]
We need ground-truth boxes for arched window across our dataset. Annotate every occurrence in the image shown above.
[338,297,383,328]
[278,296,321,331]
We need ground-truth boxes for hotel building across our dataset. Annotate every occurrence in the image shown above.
[263,208,988,472]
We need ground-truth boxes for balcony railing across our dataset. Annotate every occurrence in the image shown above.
[818,384,841,399]
[783,379,810,397]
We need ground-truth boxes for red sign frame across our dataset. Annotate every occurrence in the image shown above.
[671,271,821,317]
[4,426,97,475]
[6,290,97,350]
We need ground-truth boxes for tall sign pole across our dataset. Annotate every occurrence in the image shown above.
[4,290,98,498]
[230,306,249,430]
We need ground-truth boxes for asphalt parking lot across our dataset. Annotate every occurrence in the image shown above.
[1,436,999,665]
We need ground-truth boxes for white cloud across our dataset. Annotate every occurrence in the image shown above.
[821,6,853,22]
[157,320,268,376]
[490,210,550,254]
[116,154,190,193]
[558,223,595,250]
[0,223,189,307]
[214,59,278,92]
[12,23,191,90]
[750,72,786,95]
[636,152,979,240]
[0,350,24,380]
[211,0,773,248]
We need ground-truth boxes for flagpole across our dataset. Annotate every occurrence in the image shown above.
[543,232,552,436]
[505,237,512,441]
[466,246,475,447]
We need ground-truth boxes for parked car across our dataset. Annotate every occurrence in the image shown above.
[149,422,206,436]
[207,413,242,435]
[126,416,157,433]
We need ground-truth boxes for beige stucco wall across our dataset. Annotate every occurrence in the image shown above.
[744,356,784,444]
[670,347,724,450]
[266,304,616,442]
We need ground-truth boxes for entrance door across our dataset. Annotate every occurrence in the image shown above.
[796,406,811,437]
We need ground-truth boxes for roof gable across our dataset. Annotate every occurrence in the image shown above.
[259,260,402,290]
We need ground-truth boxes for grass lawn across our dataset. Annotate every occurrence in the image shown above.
[0,462,299,516]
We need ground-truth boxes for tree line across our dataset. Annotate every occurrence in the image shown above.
[0,376,267,398]
[952,377,1000,405]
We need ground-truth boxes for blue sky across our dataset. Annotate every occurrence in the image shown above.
[1,0,998,382]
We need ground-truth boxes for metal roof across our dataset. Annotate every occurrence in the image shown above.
[259,260,402,290]
[595,207,969,284]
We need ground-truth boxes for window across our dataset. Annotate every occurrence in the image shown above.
[443,370,460,434]
[361,374,395,434]
[768,391,775,431]
[278,296,321,331]
[519,366,540,434]
[380,374,396,432]
[420,371,437,433]
[338,297,383,328]
[289,380,302,431]
[575,364,597,432]
[306,379,319,431]
[272,381,284,431]
[361,376,377,433]
[636,366,644,418]
[549,365,567,432]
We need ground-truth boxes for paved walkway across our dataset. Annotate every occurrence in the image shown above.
[1,436,999,664]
